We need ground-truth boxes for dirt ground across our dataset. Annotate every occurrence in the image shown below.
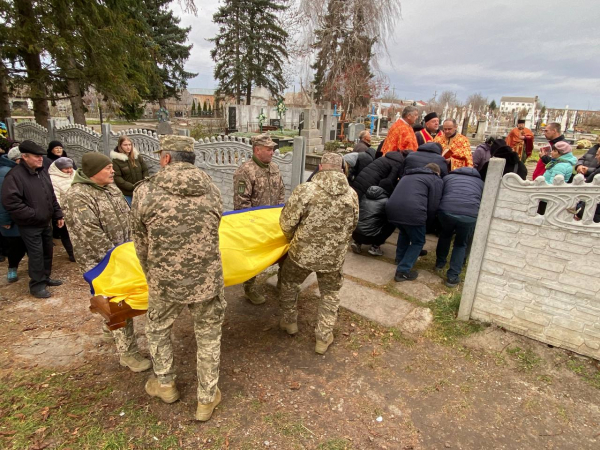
[1,244,599,450]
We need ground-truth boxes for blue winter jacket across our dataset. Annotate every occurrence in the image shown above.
[438,167,484,218]
[386,167,443,227]
[544,153,577,184]
[0,155,20,237]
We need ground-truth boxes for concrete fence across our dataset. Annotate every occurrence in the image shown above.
[7,118,306,211]
[459,158,600,360]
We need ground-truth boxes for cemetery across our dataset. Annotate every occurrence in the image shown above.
[1,0,600,448]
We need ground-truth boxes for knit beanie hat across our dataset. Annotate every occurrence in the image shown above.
[47,140,63,153]
[7,147,22,161]
[82,153,112,178]
[554,141,572,155]
[55,157,73,170]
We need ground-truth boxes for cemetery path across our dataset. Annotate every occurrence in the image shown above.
[0,241,599,449]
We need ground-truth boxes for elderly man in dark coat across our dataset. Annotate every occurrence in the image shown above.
[1,140,64,298]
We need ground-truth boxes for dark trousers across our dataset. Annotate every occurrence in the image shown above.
[19,225,53,293]
[352,223,395,246]
[395,224,426,273]
[54,221,74,257]
[436,212,477,281]
[3,236,27,268]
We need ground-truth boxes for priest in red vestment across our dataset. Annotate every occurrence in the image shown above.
[415,112,442,146]
[381,106,419,155]
[506,119,534,162]
[434,118,473,171]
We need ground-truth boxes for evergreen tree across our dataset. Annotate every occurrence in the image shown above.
[211,0,288,105]
[191,100,196,116]
[142,0,197,107]
[1,0,159,125]
[489,100,497,111]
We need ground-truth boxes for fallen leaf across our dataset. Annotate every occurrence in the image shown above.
[289,381,301,390]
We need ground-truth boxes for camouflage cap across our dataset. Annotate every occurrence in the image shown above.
[251,133,276,148]
[154,135,195,153]
[321,152,343,167]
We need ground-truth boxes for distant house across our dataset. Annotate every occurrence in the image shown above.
[500,96,537,115]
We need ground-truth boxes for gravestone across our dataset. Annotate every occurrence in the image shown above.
[228,106,237,132]
[301,107,324,153]
[322,101,333,144]
[298,112,305,135]
[347,123,365,142]
[270,118,281,129]
[156,121,174,135]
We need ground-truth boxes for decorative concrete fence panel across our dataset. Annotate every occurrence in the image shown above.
[193,135,293,211]
[56,124,102,167]
[13,121,49,148]
[8,120,302,212]
[459,158,600,360]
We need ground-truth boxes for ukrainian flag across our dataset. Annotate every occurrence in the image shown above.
[84,205,289,310]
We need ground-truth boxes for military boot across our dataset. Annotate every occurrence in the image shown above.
[244,285,265,305]
[119,353,152,373]
[145,376,180,404]
[101,324,114,343]
[195,387,222,422]
[315,334,334,354]
[279,318,298,335]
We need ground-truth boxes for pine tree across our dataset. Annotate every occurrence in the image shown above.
[141,0,197,107]
[191,100,196,116]
[211,0,288,105]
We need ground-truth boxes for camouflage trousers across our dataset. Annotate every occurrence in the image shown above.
[146,295,227,404]
[102,320,139,357]
[279,257,344,342]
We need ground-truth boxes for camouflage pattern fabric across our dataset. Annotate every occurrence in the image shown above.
[153,135,195,153]
[131,160,226,403]
[146,294,226,403]
[62,170,131,273]
[107,319,138,356]
[279,169,359,273]
[233,157,285,210]
[62,169,138,356]
[279,257,344,341]
[130,161,224,304]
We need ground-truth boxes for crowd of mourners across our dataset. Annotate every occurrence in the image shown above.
[0,105,598,422]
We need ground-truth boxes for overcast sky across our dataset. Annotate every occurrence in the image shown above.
[175,0,600,110]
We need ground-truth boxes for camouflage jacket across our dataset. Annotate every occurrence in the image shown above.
[131,162,224,303]
[233,156,285,210]
[280,170,359,273]
[62,170,131,273]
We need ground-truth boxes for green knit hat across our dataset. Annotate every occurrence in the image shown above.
[82,153,112,178]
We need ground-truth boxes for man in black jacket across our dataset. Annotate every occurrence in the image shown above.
[435,167,484,287]
[1,140,64,298]
[575,136,600,177]
[386,163,443,281]
[351,151,404,199]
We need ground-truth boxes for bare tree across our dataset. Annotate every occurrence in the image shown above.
[287,0,401,111]
[465,93,488,115]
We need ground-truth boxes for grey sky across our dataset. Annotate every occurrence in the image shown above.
[175,0,600,110]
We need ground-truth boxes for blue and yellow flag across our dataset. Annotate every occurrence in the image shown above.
[84,205,289,310]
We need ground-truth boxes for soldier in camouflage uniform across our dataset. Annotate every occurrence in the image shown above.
[62,152,152,373]
[278,152,359,354]
[233,133,285,304]
[130,135,226,422]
